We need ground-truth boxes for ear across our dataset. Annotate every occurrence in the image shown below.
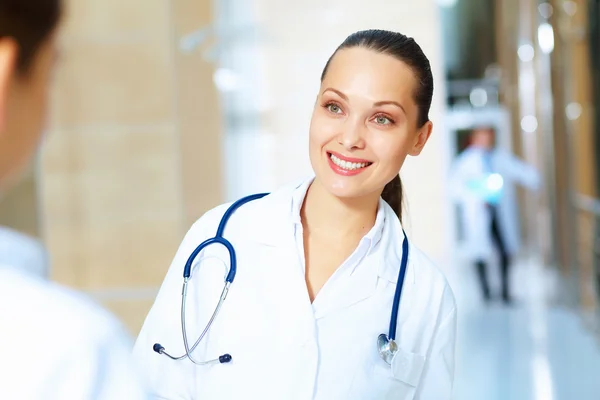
[409,120,433,156]
[0,38,18,133]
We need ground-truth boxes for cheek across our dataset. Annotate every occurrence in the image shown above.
[371,134,411,170]
[309,112,340,148]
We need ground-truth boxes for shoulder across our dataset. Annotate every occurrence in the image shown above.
[0,226,41,249]
[380,204,456,315]
[0,267,128,343]
[0,227,48,277]
[455,147,476,160]
[0,267,146,400]
[450,148,477,173]
[408,244,457,316]
[187,180,303,233]
[493,148,521,163]
[456,147,480,163]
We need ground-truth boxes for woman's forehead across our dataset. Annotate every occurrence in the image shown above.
[322,47,417,102]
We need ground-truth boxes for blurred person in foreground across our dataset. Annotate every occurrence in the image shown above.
[0,1,147,398]
[0,225,49,278]
[449,127,540,305]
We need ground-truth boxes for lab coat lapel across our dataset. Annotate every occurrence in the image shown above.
[250,233,314,325]
[313,204,413,320]
[312,253,379,320]
[241,186,316,330]
[245,182,300,248]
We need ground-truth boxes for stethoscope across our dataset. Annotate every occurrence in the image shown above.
[153,192,409,366]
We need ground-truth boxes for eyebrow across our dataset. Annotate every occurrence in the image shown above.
[322,87,406,115]
[322,87,348,101]
[374,100,406,115]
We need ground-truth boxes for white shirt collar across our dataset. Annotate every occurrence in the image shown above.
[289,176,386,255]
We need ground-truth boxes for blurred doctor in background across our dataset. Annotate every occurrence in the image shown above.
[449,127,540,305]
[0,0,147,398]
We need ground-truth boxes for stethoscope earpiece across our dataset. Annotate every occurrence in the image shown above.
[377,333,398,365]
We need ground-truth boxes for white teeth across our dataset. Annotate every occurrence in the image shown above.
[330,154,370,170]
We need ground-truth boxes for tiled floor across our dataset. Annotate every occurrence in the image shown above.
[451,256,600,400]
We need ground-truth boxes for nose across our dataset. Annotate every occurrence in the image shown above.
[338,120,366,150]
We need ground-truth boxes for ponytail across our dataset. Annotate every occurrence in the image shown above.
[381,174,403,222]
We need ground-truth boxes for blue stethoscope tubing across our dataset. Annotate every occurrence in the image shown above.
[153,192,409,366]
[182,192,270,281]
[389,234,408,341]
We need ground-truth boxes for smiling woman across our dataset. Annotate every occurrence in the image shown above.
[315,30,434,223]
[133,29,456,400]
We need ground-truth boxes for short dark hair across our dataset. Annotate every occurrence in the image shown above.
[0,0,62,73]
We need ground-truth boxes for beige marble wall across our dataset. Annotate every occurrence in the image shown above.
[171,1,225,227]
[40,0,222,335]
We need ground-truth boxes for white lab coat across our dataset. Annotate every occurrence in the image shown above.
[133,179,457,400]
[0,265,149,399]
[448,147,540,261]
[0,226,49,278]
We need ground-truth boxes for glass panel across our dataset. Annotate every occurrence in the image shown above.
[440,0,497,81]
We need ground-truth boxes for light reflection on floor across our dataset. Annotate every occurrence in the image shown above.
[450,256,600,400]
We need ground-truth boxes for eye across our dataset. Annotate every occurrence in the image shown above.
[374,115,394,125]
[326,103,343,114]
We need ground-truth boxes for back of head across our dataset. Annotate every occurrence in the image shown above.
[0,0,62,190]
[0,0,62,72]
[321,29,434,222]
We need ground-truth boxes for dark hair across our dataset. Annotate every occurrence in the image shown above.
[0,0,62,73]
[320,29,434,222]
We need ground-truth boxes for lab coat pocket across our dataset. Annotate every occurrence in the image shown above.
[372,348,426,400]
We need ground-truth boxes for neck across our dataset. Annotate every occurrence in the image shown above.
[301,178,379,238]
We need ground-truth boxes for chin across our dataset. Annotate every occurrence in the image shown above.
[326,185,359,199]
[317,174,374,200]
[310,153,380,200]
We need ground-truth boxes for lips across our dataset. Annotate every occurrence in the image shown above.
[327,151,373,176]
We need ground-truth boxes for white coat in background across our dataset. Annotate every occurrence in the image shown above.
[133,178,457,400]
[448,147,540,262]
[0,266,149,400]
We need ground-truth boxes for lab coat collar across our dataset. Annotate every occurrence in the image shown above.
[290,176,386,257]
[289,177,312,226]
[248,176,412,284]
[247,179,308,247]
[246,177,414,314]
[287,176,387,319]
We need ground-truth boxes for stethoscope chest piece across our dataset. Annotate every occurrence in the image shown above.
[377,333,398,365]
